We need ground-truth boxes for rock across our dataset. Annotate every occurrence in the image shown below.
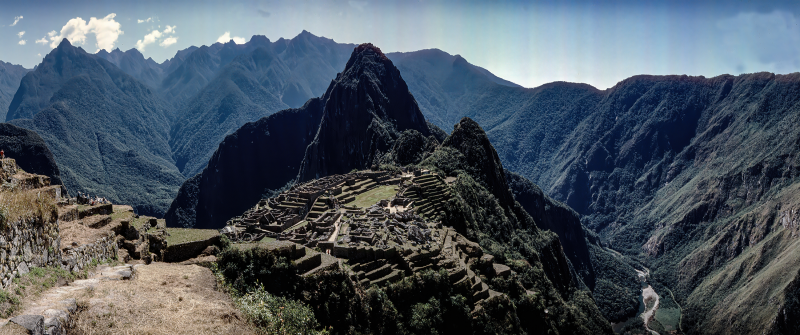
[200,245,219,257]
[43,318,60,335]
[456,236,483,257]
[9,315,43,335]
[493,263,511,278]
[16,262,29,276]
[117,270,132,280]
[57,299,77,314]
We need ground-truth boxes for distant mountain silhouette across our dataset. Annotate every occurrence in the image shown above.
[6,39,183,216]
[169,31,355,177]
[0,61,29,121]
[95,48,166,89]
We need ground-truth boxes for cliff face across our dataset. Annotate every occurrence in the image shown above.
[165,98,324,229]
[297,44,431,181]
[506,170,595,290]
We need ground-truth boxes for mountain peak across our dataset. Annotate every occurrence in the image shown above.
[343,43,390,73]
[57,38,72,49]
[297,42,430,181]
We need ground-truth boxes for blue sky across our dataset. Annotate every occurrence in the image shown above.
[1,0,799,90]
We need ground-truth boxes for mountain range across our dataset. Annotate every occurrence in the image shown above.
[2,30,800,333]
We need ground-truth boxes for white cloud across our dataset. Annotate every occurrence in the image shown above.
[35,37,48,45]
[10,16,22,26]
[18,40,26,45]
[17,31,24,38]
[136,25,177,51]
[217,32,245,44]
[37,53,41,57]
[44,13,123,52]
[135,29,162,51]
[137,17,153,24]
[159,36,177,47]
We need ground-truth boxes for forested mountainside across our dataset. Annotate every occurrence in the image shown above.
[6,40,183,216]
[0,61,29,121]
[438,72,800,333]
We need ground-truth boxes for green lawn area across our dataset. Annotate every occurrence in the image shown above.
[351,185,397,208]
[163,228,219,245]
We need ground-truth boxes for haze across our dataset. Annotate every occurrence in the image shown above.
[1,0,799,89]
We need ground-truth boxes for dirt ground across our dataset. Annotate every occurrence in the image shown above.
[68,263,256,335]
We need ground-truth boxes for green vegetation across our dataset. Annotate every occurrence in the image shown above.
[352,185,398,208]
[0,265,85,317]
[236,284,328,335]
[215,244,567,334]
[162,228,219,245]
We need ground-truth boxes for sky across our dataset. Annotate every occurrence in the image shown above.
[1,0,800,90]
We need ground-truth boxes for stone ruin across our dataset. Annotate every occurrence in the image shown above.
[221,169,514,311]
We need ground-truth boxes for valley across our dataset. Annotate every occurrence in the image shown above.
[0,23,797,334]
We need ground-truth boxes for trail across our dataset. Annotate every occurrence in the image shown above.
[636,269,660,335]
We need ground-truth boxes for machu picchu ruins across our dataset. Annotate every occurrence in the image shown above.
[221,168,508,311]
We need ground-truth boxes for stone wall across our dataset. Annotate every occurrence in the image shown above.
[60,234,118,273]
[0,217,61,288]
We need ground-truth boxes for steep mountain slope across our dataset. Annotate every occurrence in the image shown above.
[386,49,524,129]
[167,31,355,177]
[6,39,183,216]
[465,73,800,333]
[419,117,611,334]
[297,43,431,181]
[169,47,290,177]
[0,61,29,122]
[165,98,324,229]
[0,123,62,186]
[95,48,166,89]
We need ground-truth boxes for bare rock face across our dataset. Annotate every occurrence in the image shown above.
[297,43,431,181]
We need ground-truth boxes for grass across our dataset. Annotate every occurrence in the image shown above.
[0,189,56,228]
[655,307,681,332]
[163,228,219,245]
[70,262,257,334]
[351,185,398,208]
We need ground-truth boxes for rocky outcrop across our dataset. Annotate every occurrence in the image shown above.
[297,43,431,181]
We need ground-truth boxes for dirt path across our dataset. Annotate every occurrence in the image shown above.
[635,269,660,335]
[2,263,256,334]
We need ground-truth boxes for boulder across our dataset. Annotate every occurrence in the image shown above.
[9,314,43,335]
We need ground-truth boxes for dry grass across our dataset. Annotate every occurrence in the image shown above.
[59,221,115,248]
[0,189,56,228]
[70,263,256,335]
